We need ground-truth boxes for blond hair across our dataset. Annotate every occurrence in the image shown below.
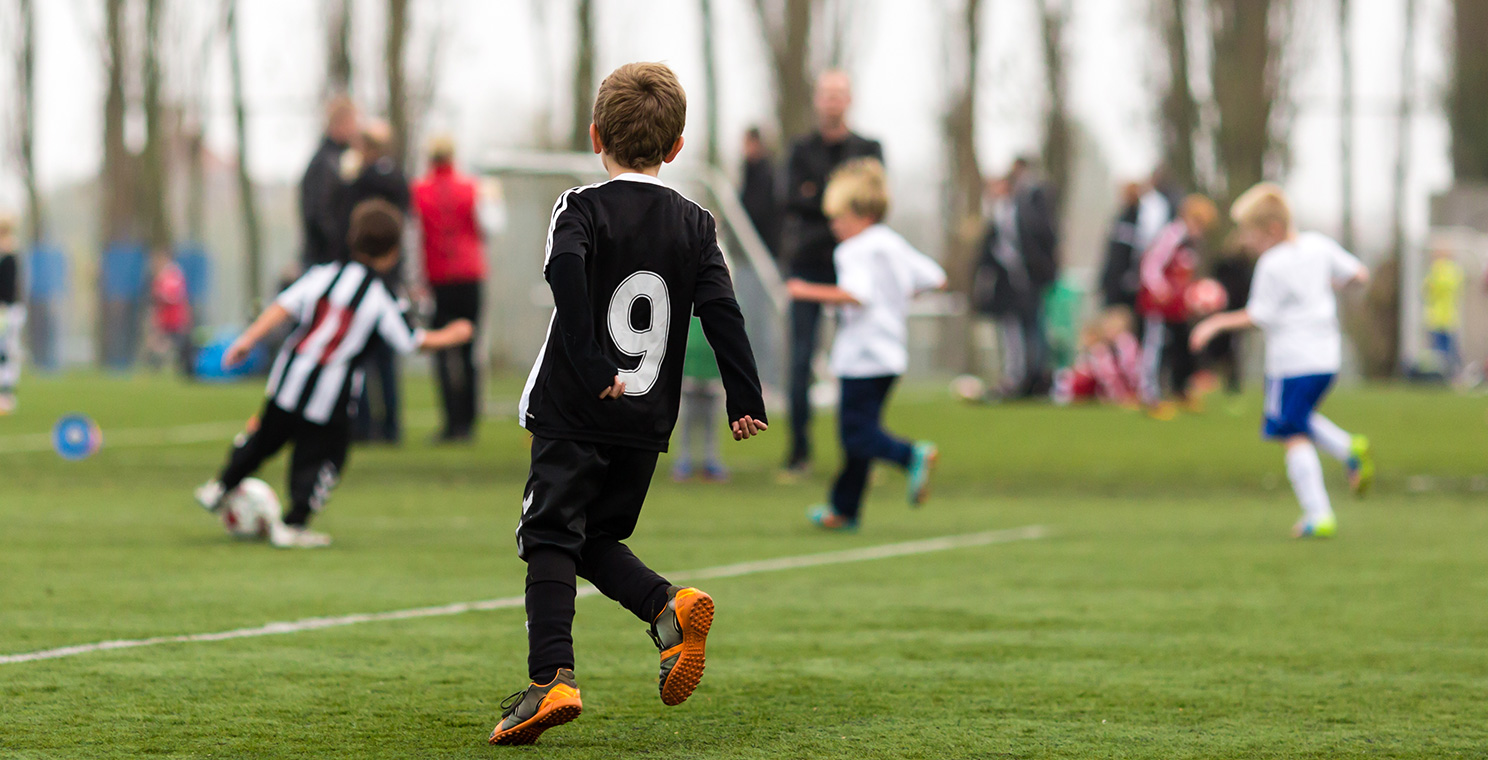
[1180,194,1219,231]
[1230,182,1293,232]
[593,62,687,170]
[427,134,456,164]
[822,158,889,221]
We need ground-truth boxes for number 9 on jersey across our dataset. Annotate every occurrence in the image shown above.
[606,271,671,396]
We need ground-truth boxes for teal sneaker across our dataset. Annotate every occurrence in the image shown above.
[807,505,858,533]
[906,442,938,507]
[1293,514,1338,539]
[1346,435,1374,497]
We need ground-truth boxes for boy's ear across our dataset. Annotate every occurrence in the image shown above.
[663,136,684,164]
[589,123,603,155]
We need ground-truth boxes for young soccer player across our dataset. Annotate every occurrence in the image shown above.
[672,316,729,482]
[1423,246,1464,381]
[785,158,946,532]
[193,200,473,548]
[491,62,768,746]
[1191,182,1375,538]
[0,213,22,414]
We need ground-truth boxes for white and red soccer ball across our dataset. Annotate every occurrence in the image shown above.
[220,478,283,539]
[1185,278,1228,317]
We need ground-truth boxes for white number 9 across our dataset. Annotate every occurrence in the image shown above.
[606,271,671,396]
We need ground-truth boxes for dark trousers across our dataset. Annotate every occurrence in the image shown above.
[518,436,672,682]
[218,403,350,527]
[830,376,913,520]
[353,342,400,442]
[786,299,824,467]
[1207,333,1243,393]
[432,282,482,438]
[1163,320,1197,399]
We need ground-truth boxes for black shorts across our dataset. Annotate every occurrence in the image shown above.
[516,436,659,560]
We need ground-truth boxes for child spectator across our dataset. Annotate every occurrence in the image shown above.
[1054,308,1143,406]
[672,317,728,482]
[1425,246,1464,380]
[146,247,193,376]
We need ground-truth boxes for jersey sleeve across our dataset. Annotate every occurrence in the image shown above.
[1244,257,1283,329]
[1325,237,1365,282]
[907,247,947,292]
[543,189,593,274]
[835,246,875,305]
[693,215,738,307]
[373,286,425,355]
[275,266,328,318]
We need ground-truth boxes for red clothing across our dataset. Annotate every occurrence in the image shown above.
[152,262,191,334]
[412,164,487,285]
[1136,221,1196,322]
[1055,333,1142,405]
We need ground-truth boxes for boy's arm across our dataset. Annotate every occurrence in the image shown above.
[1190,309,1255,352]
[785,278,861,305]
[696,296,769,440]
[224,304,292,367]
[548,253,624,399]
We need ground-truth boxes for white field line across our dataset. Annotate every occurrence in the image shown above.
[0,525,1048,666]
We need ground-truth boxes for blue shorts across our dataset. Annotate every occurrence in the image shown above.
[1262,373,1335,439]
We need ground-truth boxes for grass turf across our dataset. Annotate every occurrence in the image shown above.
[2,374,1486,758]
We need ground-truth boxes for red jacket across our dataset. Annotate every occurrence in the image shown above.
[412,164,487,285]
[1136,220,1196,322]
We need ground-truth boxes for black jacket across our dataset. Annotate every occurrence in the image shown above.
[336,157,411,260]
[971,223,1032,318]
[1099,200,1141,309]
[781,131,883,283]
[300,136,349,267]
[740,156,779,256]
[1012,182,1059,290]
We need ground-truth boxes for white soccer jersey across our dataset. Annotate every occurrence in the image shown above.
[829,224,946,379]
[1245,231,1364,378]
[265,261,424,423]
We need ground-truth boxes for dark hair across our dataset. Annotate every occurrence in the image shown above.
[347,199,403,259]
[592,62,687,170]
[745,126,762,141]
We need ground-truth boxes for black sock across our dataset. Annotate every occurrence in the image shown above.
[282,506,311,527]
[525,548,578,682]
[577,541,671,624]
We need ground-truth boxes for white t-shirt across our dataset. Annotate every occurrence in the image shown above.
[1245,231,1364,377]
[830,224,947,378]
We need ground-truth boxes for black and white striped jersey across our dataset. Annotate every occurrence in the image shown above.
[519,173,742,451]
[265,260,424,424]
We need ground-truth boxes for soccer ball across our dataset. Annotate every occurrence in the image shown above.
[1184,278,1228,317]
[220,478,283,539]
[950,374,986,402]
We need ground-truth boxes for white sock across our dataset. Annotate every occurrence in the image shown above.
[1309,413,1352,462]
[1285,443,1333,524]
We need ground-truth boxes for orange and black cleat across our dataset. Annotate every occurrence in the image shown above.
[488,669,582,746]
[649,586,714,706]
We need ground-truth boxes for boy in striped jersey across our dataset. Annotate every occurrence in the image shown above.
[193,200,473,548]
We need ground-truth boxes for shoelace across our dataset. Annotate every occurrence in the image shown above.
[499,688,528,718]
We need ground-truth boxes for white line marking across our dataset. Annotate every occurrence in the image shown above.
[0,525,1047,666]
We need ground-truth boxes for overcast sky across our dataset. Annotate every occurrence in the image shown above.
[0,0,1458,256]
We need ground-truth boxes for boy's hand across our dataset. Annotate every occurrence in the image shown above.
[731,415,768,441]
[223,337,254,369]
[598,375,627,400]
[1190,318,1218,353]
[785,278,810,299]
[444,318,475,344]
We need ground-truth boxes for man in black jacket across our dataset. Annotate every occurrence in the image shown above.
[989,158,1059,398]
[300,97,358,268]
[780,71,883,474]
[739,127,779,256]
[1099,182,1143,311]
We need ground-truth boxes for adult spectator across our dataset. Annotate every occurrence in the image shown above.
[1003,157,1060,397]
[340,120,411,444]
[780,70,883,475]
[300,97,358,267]
[411,135,487,443]
[1099,182,1144,311]
[739,127,779,256]
[1134,165,1181,259]
[971,178,1037,396]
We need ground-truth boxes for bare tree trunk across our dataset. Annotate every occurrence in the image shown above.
[1391,0,1418,260]
[325,0,354,97]
[752,0,816,141]
[18,0,42,245]
[1156,0,1200,194]
[942,0,983,293]
[1450,0,1488,181]
[700,0,722,168]
[1208,0,1288,209]
[102,0,134,244]
[1338,0,1354,249]
[1038,0,1071,211]
[228,0,264,311]
[140,0,173,251]
[386,0,410,168]
[569,0,596,152]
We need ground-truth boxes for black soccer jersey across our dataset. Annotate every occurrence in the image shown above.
[519,173,756,451]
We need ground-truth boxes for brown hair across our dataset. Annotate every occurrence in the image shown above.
[1180,193,1219,231]
[347,199,403,259]
[822,158,889,221]
[592,62,687,170]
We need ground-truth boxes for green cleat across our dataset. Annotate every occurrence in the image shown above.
[807,505,859,532]
[906,441,938,507]
[1347,435,1374,497]
[1293,515,1338,539]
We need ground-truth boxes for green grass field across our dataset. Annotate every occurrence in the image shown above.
[3,374,1487,758]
